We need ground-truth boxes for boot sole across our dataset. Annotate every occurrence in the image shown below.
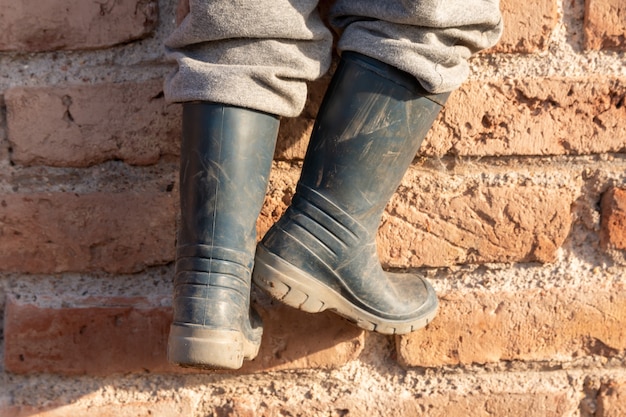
[253,246,437,335]
[167,325,261,370]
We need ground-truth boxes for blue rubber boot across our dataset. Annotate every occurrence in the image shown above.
[168,102,279,369]
[253,52,448,335]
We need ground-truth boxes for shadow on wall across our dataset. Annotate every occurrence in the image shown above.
[3,289,365,377]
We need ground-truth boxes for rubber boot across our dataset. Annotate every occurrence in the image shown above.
[168,102,279,369]
[253,52,448,335]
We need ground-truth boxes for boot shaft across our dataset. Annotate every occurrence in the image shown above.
[178,102,280,255]
[300,52,448,223]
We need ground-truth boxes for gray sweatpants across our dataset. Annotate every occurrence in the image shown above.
[164,0,503,117]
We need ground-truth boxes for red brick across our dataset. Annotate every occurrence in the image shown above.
[3,296,363,375]
[493,0,559,53]
[585,0,626,50]
[397,285,626,367]
[601,188,626,250]
[3,297,172,375]
[421,77,626,157]
[597,380,626,417]
[0,192,175,274]
[5,80,180,167]
[0,0,158,52]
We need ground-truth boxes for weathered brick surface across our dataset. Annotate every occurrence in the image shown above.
[0,0,158,52]
[494,0,559,53]
[0,192,175,274]
[383,174,573,266]
[397,285,626,367]
[1,377,577,417]
[2,401,194,417]
[5,80,180,167]
[3,296,363,375]
[601,188,626,250]
[585,0,626,50]
[597,380,626,417]
[3,297,172,375]
[421,77,626,157]
[215,384,576,417]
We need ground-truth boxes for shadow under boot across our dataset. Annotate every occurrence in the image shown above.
[253,52,448,335]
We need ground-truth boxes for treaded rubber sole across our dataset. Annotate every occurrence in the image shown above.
[252,246,438,335]
[168,325,261,370]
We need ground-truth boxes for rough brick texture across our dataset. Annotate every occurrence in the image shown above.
[0,192,175,274]
[2,402,195,417]
[601,188,626,250]
[329,391,576,417]
[397,285,626,367]
[0,0,158,52]
[585,0,626,50]
[421,77,626,157]
[597,380,626,417]
[5,80,180,167]
[242,298,364,373]
[383,172,573,267]
[3,296,363,375]
[494,0,559,53]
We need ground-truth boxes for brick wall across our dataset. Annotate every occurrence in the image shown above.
[0,0,625,415]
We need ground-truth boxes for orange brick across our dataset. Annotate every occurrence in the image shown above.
[598,380,626,417]
[585,0,626,50]
[0,0,158,52]
[0,192,175,274]
[2,401,194,417]
[5,80,180,167]
[494,0,559,53]
[601,188,626,250]
[3,296,363,375]
[397,285,626,367]
[382,173,572,267]
[421,77,626,157]
[278,77,626,161]
[1,383,577,417]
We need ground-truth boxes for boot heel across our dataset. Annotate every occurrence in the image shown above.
[253,246,327,314]
[167,324,260,370]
